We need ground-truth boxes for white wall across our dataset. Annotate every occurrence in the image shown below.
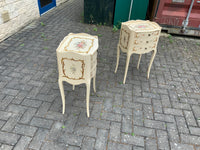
[0,0,68,41]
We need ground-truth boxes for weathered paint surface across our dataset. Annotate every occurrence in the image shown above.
[154,0,200,29]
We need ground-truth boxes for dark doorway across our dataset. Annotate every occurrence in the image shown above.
[40,0,53,7]
[38,0,56,15]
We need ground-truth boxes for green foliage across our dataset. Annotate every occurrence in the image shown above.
[112,25,118,32]
[100,112,103,116]
[20,43,24,47]
[62,125,66,129]
[41,33,45,38]
[43,47,48,50]
[40,22,45,26]
[131,132,135,136]
[168,34,173,43]
[93,27,98,32]
[97,34,102,37]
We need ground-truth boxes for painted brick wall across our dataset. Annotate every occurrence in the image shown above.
[0,0,68,41]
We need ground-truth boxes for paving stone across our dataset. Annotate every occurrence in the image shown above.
[132,146,145,150]
[76,111,89,126]
[30,117,53,129]
[134,126,156,137]
[27,87,42,98]
[144,119,166,130]
[19,107,37,124]
[41,141,68,150]
[13,124,37,137]
[68,146,80,150]
[154,113,175,123]
[101,112,122,122]
[57,133,83,147]
[121,133,144,147]
[2,114,21,132]
[103,98,113,112]
[107,141,132,150]
[152,99,163,113]
[1,89,19,96]
[172,102,191,110]
[0,144,13,150]
[143,104,154,119]
[0,120,6,128]
[6,104,27,114]
[113,93,123,106]
[184,110,197,126]
[161,95,171,107]
[134,97,152,104]
[145,138,158,150]
[29,128,49,149]
[133,110,143,126]
[167,123,180,142]
[21,98,42,108]
[189,126,200,136]
[88,119,110,129]
[63,114,78,133]
[181,133,200,145]
[81,137,95,150]
[122,115,132,133]
[0,131,20,145]
[0,95,14,110]
[12,91,27,104]
[74,126,97,137]
[46,121,63,141]
[109,122,121,142]
[0,110,12,120]
[13,136,32,150]
[175,116,189,134]
[170,142,194,150]
[157,130,170,150]
[164,108,183,116]
[95,129,109,150]
[90,103,102,119]
[191,105,200,125]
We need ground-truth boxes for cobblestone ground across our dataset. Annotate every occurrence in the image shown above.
[0,0,200,149]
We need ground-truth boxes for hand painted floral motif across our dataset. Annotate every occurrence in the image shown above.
[137,25,147,28]
[75,40,87,49]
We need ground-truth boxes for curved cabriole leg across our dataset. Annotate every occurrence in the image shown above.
[115,44,120,73]
[123,53,131,84]
[86,81,91,117]
[137,54,142,70]
[147,50,157,79]
[58,79,65,114]
[93,76,96,93]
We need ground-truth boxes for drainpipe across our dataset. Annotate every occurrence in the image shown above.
[128,0,134,20]
[182,0,194,32]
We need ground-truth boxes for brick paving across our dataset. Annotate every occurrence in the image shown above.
[0,0,200,149]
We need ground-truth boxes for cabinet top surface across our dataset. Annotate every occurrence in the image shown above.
[57,33,98,54]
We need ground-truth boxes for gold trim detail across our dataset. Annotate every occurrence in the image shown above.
[64,37,94,54]
[61,58,85,80]
[120,29,130,49]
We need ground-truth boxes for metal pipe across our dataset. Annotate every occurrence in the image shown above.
[128,0,134,20]
[182,0,194,31]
